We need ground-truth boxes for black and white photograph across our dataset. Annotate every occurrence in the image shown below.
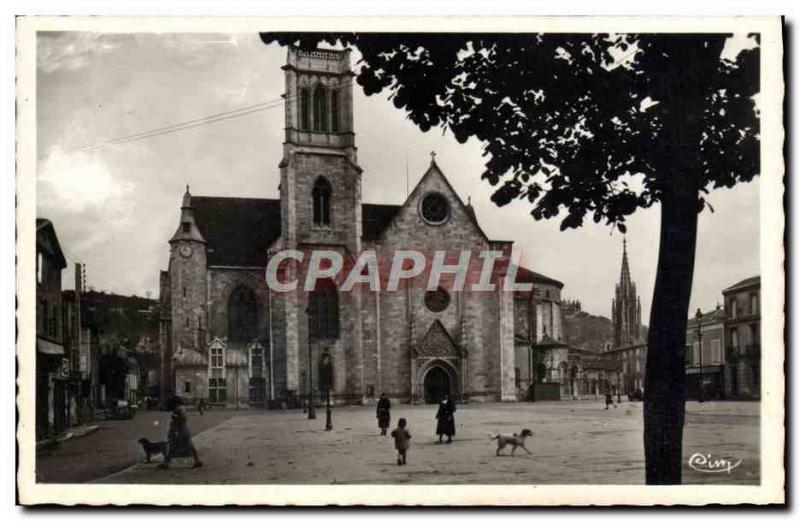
[15,15,784,506]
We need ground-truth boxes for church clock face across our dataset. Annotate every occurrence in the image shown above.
[178,244,193,258]
[420,192,450,225]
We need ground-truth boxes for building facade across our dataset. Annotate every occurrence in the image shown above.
[722,276,760,399]
[36,219,68,440]
[159,47,565,407]
[685,306,726,399]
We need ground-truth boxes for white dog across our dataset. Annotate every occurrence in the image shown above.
[491,429,533,456]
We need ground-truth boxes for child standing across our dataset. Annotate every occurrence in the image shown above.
[391,418,411,466]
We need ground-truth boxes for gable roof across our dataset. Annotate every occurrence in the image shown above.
[515,265,564,289]
[362,203,401,241]
[378,159,491,243]
[687,307,726,327]
[192,197,282,267]
[190,197,403,266]
[722,275,760,294]
[36,218,67,269]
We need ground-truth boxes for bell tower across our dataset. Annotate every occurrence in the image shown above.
[279,47,362,251]
[277,47,365,400]
[282,47,356,156]
[168,186,207,353]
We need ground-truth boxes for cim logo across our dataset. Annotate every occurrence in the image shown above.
[688,453,742,474]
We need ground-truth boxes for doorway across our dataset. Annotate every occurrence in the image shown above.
[423,366,451,404]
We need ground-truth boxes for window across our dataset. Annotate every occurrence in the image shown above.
[184,381,191,393]
[313,85,327,131]
[210,346,224,369]
[730,299,738,318]
[515,367,521,388]
[309,278,339,339]
[312,176,332,227]
[37,252,43,284]
[299,87,310,130]
[183,287,187,297]
[685,344,693,366]
[251,347,264,378]
[420,193,449,224]
[731,328,739,350]
[228,286,257,343]
[209,377,227,403]
[750,293,758,315]
[330,90,339,132]
[424,286,450,313]
[182,222,190,233]
[711,339,721,364]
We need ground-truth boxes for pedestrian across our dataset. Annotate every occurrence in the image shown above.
[376,392,391,435]
[391,418,411,466]
[160,407,202,469]
[604,391,616,410]
[435,394,456,444]
[198,398,205,416]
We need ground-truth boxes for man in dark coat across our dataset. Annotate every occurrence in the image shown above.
[376,392,391,435]
[435,395,456,444]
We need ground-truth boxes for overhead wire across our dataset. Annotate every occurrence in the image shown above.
[71,78,356,152]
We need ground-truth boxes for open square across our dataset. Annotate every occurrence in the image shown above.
[78,400,760,485]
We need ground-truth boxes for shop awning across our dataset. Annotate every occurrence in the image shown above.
[37,337,64,355]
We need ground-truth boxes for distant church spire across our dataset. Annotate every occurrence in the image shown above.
[620,235,632,290]
[612,235,641,348]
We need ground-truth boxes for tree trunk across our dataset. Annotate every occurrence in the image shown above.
[644,180,699,485]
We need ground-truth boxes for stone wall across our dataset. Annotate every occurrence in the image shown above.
[169,242,208,354]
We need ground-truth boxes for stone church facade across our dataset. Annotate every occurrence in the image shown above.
[158,47,566,407]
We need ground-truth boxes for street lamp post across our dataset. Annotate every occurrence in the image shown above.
[695,308,704,403]
[305,306,316,420]
[325,386,333,431]
[321,348,333,431]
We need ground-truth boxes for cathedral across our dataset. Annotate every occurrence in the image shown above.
[612,238,642,348]
[605,238,647,394]
[157,47,566,407]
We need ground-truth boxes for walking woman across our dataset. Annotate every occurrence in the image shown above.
[376,392,391,435]
[435,394,456,444]
[160,406,202,469]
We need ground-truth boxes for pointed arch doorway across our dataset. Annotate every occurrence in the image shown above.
[423,365,452,404]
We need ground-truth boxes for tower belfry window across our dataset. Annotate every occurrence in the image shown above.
[312,176,332,227]
[299,88,310,131]
[313,85,327,132]
[330,90,339,132]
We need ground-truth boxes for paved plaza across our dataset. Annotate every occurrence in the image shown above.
[62,400,763,486]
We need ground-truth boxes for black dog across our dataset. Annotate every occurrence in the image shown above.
[138,438,168,463]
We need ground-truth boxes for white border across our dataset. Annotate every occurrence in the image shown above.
[15,15,785,506]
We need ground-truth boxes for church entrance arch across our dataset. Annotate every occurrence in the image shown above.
[421,362,458,404]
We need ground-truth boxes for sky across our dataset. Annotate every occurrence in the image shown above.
[35,32,760,321]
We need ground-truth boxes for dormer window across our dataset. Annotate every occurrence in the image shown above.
[312,176,332,227]
[182,222,190,233]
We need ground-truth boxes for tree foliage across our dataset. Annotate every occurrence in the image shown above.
[261,32,760,232]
